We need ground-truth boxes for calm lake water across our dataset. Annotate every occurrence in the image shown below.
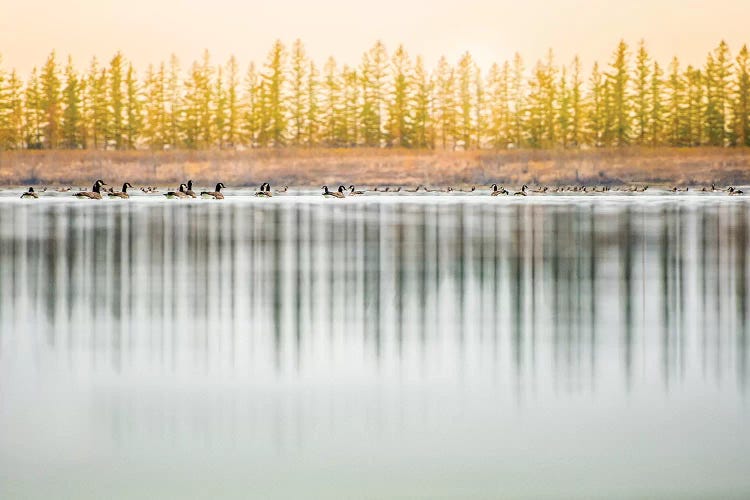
[1,191,749,499]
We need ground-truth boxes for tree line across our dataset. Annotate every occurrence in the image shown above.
[0,39,749,151]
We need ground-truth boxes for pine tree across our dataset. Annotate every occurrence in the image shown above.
[24,68,43,149]
[305,61,320,147]
[322,57,342,146]
[388,45,413,147]
[360,41,388,147]
[558,66,571,148]
[108,52,125,149]
[166,54,182,148]
[486,62,510,149]
[342,65,359,146]
[433,56,456,149]
[685,66,704,146]
[225,56,241,148]
[261,40,287,147]
[587,62,606,147]
[510,53,525,148]
[733,45,750,146]
[289,39,308,146]
[650,62,665,146]
[412,56,432,148]
[214,65,227,148]
[143,63,167,149]
[666,57,686,146]
[608,40,631,146]
[633,40,651,144]
[40,52,62,149]
[124,63,142,149]
[570,57,584,147]
[0,70,24,149]
[243,62,261,147]
[705,41,732,146]
[62,56,82,149]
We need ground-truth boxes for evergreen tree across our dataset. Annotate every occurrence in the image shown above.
[705,41,732,146]
[433,56,456,149]
[685,66,704,146]
[124,63,142,149]
[387,45,413,147]
[570,57,584,147]
[633,40,651,144]
[40,52,62,149]
[510,53,525,148]
[733,45,750,146]
[289,39,308,146]
[486,62,510,149]
[650,62,665,146]
[109,52,125,149]
[62,56,82,148]
[412,56,432,148]
[261,40,287,147]
[305,61,320,147]
[24,68,43,149]
[225,56,241,148]
[666,57,686,146]
[608,40,631,146]
[587,62,606,147]
[360,41,388,147]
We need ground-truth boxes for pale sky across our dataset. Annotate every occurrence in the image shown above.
[1,0,748,75]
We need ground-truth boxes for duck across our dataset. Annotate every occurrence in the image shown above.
[255,183,272,197]
[490,184,509,196]
[74,180,106,199]
[348,185,365,195]
[108,182,133,199]
[513,185,528,196]
[185,180,197,198]
[322,185,345,198]
[729,186,744,195]
[165,184,189,199]
[20,187,38,199]
[201,183,226,199]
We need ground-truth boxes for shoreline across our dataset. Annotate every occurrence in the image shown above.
[2,147,750,187]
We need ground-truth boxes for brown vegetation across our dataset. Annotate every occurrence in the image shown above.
[1,147,750,188]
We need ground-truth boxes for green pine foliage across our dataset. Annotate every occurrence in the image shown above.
[1,39,750,151]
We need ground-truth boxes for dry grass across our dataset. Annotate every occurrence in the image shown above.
[1,147,750,188]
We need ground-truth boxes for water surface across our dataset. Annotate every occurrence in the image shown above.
[1,193,749,499]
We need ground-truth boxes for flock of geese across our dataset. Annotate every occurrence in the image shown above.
[18,181,746,199]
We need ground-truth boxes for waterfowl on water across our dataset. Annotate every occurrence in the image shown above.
[405,186,423,192]
[513,185,528,196]
[490,184,509,196]
[20,187,38,199]
[275,185,288,193]
[165,184,189,199]
[108,183,133,199]
[185,180,197,198]
[532,186,548,193]
[255,183,272,197]
[348,185,365,195]
[74,180,106,199]
[201,183,226,199]
[322,185,345,198]
[729,186,744,195]
[461,186,476,192]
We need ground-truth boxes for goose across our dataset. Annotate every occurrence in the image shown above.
[348,185,365,195]
[490,184,509,196]
[393,186,402,192]
[74,180,106,199]
[185,180,197,198]
[56,187,71,192]
[201,183,226,199]
[322,185,345,198]
[255,183,272,197]
[729,186,744,195]
[532,186,548,193]
[513,185,528,196]
[275,185,288,193]
[405,186,422,192]
[108,183,133,199]
[165,184,189,199]
[461,186,476,192]
[20,187,38,199]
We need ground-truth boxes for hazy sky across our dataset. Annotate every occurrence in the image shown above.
[1,0,749,74]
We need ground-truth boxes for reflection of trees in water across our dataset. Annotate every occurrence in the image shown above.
[0,200,748,393]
